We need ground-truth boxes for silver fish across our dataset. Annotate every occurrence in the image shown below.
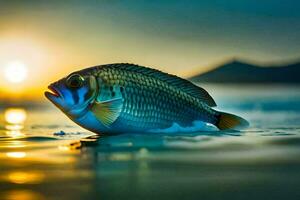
[45,63,249,134]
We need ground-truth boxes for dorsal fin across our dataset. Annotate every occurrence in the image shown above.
[106,63,217,107]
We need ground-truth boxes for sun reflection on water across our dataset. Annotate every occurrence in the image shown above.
[6,152,27,158]
[7,171,44,184]
[4,190,45,200]
[4,108,27,138]
[5,108,27,124]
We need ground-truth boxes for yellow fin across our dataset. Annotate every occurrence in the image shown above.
[216,111,249,130]
[91,98,123,127]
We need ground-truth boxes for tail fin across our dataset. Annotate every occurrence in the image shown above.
[216,112,249,131]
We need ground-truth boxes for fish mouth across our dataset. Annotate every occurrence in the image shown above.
[45,85,62,102]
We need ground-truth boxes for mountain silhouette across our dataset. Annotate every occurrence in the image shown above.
[189,60,300,83]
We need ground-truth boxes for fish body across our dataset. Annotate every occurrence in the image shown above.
[45,63,248,134]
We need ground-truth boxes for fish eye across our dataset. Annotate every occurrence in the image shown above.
[66,74,85,89]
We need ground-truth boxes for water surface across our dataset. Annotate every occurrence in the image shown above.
[0,84,300,200]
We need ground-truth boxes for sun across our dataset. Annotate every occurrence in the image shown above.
[4,61,28,83]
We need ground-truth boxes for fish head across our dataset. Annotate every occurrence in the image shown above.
[45,71,98,118]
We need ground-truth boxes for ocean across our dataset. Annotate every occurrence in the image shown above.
[0,84,299,200]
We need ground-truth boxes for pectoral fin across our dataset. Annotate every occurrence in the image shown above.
[90,98,123,127]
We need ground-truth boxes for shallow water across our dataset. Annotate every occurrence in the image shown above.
[0,84,300,200]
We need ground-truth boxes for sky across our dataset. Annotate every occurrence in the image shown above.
[0,0,299,100]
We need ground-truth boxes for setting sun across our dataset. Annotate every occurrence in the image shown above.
[4,61,28,83]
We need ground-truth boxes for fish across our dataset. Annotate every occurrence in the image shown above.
[45,63,249,134]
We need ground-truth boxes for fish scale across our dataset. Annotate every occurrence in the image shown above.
[94,64,219,131]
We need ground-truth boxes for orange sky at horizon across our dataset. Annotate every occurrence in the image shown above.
[0,34,221,100]
[0,34,298,101]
